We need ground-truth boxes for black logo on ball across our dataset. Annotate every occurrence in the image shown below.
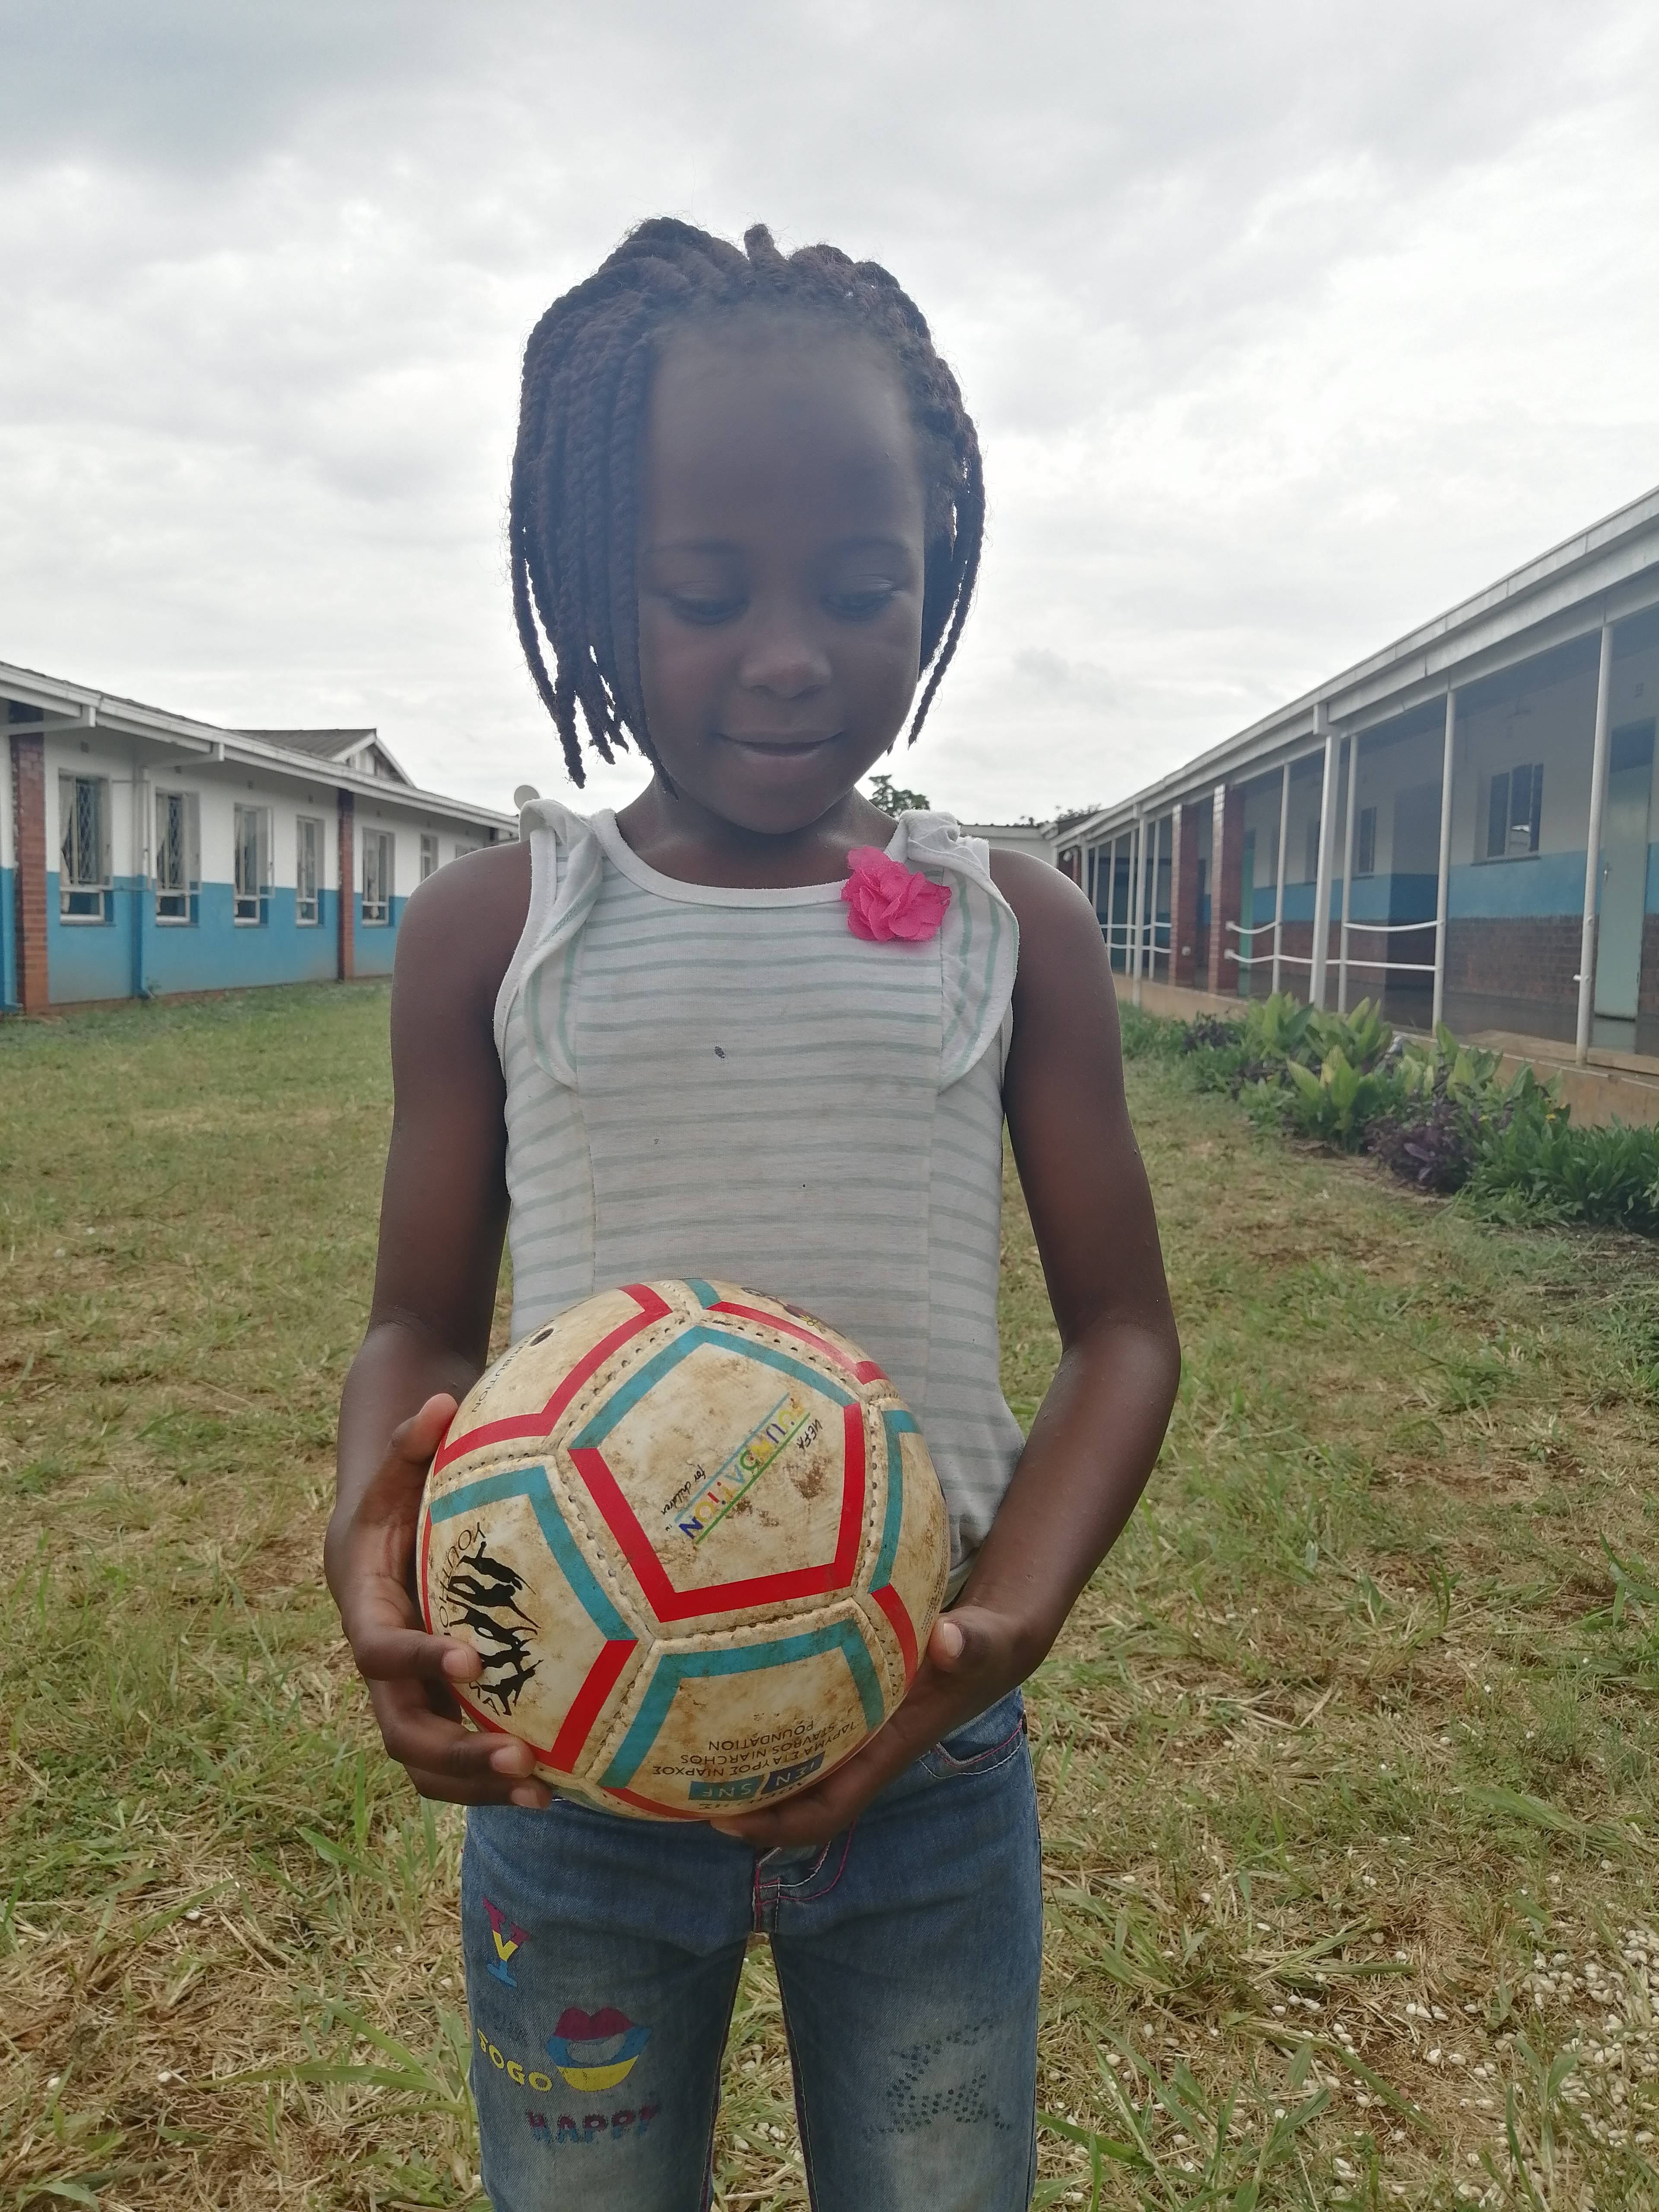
[438,1526,540,1714]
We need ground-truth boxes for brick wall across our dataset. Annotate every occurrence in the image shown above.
[10,733,48,1012]
[1443,917,1580,1005]
[1208,787,1243,996]
[1171,802,1200,988]
[1642,918,1659,1020]
[337,789,355,982]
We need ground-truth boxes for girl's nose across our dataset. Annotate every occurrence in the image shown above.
[736,609,833,698]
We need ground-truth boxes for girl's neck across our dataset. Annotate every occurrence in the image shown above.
[611,777,897,890]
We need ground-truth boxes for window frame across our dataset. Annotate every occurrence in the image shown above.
[419,830,439,882]
[295,814,323,926]
[58,772,112,922]
[1484,763,1543,861]
[361,827,395,926]
[154,788,201,924]
[233,802,273,924]
[1354,806,1377,878]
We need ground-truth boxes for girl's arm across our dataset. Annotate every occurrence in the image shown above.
[714,854,1180,1847]
[324,843,553,1810]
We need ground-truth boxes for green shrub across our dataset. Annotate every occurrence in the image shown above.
[1465,1113,1659,1235]
[1116,1004,1183,1061]
[1273,1047,1404,1150]
[1120,988,1659,1237]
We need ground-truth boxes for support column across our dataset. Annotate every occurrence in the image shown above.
[1309,704,1339,1008]
[131,744,149,1002]
[1208,782,1243,997]
[1128,814,1145,1006]
[1171,800,1200,988]
[1338,733,1359,1014]
[1271,760,1291,995]
[1576,620,1616,1063]
[337,787,356,982]
[10,731,49,1013]
[1431,691,1457,1036]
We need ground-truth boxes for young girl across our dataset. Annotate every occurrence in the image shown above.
[327,219,1179,2212]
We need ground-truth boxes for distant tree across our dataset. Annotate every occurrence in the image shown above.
[864,771,932,816]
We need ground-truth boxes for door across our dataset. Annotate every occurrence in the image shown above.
[1594,721,1655,1022]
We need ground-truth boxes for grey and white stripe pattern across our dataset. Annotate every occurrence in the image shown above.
[494,803,1024,1581]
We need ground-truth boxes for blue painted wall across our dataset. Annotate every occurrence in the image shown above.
[352,894,406,977]
[41,875,408,1003]
[1448,851,1588,921]
[0,862,16,1010]
[142,886,341,995]
[1238,846,1659,933]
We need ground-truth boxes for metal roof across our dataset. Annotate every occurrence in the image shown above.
[0,658,516,834]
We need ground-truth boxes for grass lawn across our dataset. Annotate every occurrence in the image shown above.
[3,982,1659,2211]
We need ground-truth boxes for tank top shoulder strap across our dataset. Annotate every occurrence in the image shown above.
[492,797,604,1083]
[892,812,1020,1087]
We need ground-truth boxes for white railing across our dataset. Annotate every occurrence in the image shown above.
[1227,913,1440,982]
[1338,915,1439,978]
[1224,918,1310,973]
[1102,915,1172,971]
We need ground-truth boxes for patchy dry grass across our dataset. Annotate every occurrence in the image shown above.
[2,988,1658,2209]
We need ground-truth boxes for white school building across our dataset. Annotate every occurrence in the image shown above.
[2,659,515,1014]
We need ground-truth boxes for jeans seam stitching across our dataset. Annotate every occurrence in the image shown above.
[775,1821,856,1906]
[926,1723,1026,1777]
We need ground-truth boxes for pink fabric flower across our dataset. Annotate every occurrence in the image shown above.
[841,846,953,943]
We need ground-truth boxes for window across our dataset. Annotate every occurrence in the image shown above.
[1355,806,1376,877]
[1305,819,1321,883]
[420,830,439,881]
[1486,763,1543,858]
[296,815,322,925]
[233,803,272,922]
[59,774,111,920]
[155,789,200,922]
[362,829,394,924]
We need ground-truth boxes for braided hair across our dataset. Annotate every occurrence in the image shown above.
[510,218,985,787]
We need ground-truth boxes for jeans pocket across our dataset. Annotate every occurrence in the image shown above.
[918,1688,1027,1780]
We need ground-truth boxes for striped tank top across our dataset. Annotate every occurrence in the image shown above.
[493,801,1024,1587]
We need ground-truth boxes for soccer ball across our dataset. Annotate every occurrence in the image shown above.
[417,1278,949,1821]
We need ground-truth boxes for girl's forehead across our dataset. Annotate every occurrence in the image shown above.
[642,321,923,537]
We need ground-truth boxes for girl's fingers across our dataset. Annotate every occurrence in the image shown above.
[349,1621,482,1684]
[402,1766,554,1809]
[387,1392,459,1467]
[367,1678,537,1782]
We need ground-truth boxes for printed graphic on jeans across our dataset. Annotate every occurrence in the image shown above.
[482,1897,528,1988]
[474,2028,659,2144]
[546,2005,652,2091]
[524,2104,662,2146]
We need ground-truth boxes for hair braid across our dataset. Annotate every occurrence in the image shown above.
[509,219,985,787]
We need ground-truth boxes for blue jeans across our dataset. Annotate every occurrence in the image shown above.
[461,1688,1041,2212]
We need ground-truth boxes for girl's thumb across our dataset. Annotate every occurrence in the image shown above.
[929,1612,970,1669]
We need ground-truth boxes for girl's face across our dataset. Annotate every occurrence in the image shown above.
[636,321,929,837]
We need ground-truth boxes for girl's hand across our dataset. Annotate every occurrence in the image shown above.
[706,1603,1029,1850]
[325,1393,553,1810]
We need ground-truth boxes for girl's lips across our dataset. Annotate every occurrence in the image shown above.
[716,732,841,756]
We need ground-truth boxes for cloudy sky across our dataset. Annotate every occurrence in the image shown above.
[3,1,1656,822]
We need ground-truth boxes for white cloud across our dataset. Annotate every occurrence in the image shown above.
[1,0,1655,823]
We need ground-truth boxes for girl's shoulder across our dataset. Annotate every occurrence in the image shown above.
[390,834,533,1030]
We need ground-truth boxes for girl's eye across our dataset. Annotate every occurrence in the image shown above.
[826,585,899,621]
[667,594,746,626]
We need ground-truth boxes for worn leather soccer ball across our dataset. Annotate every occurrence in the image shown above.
[417,1278,948,1820]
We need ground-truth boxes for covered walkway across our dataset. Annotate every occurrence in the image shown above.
[1065,488,1659,1068]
